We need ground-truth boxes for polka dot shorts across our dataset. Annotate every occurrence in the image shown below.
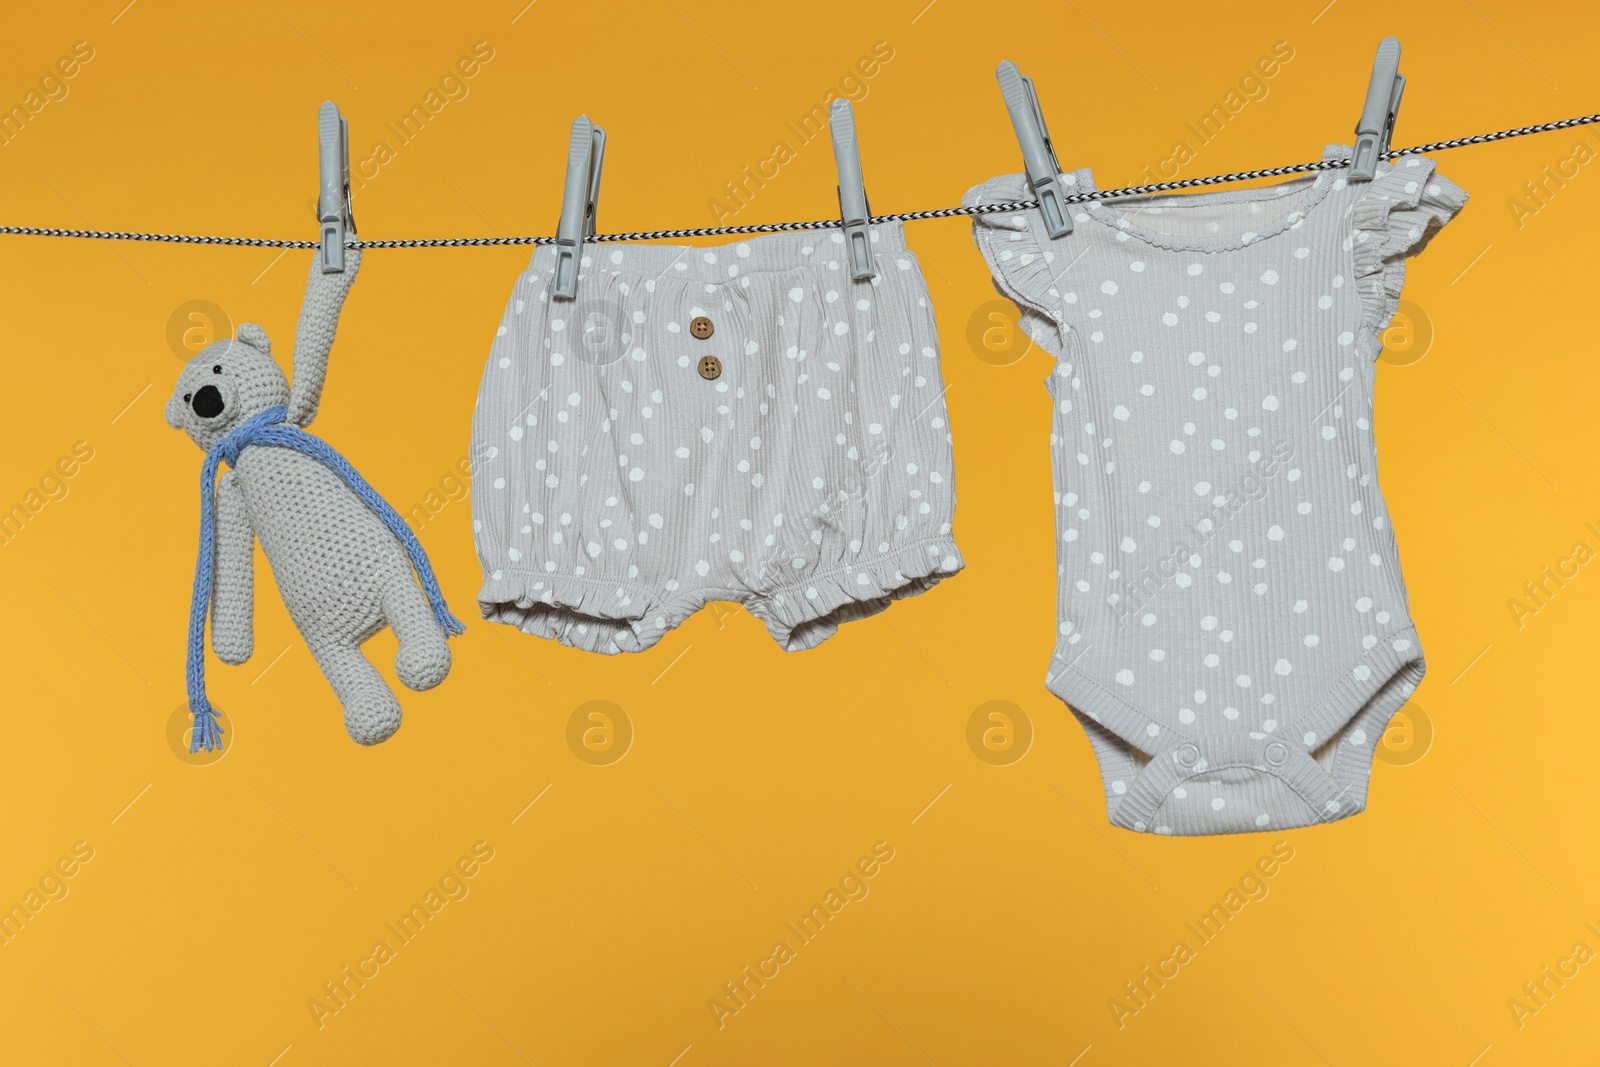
[470,222,963,654]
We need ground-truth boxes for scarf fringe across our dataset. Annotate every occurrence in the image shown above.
[190,706,224,753]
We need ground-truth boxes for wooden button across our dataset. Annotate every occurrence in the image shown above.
[697,355,722,380]
[689,316,715,340]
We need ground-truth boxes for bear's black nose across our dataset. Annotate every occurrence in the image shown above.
[191,384,225,419]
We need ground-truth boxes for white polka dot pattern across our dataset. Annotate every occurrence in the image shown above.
[965,146,1467,836]
[471,223,963,654]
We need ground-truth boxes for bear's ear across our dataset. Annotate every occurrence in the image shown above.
[236,323,272,354]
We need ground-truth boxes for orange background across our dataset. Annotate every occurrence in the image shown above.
[1,1,1597,1064]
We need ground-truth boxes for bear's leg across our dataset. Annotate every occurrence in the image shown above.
[309,639,402,745]
[384,579,452,692]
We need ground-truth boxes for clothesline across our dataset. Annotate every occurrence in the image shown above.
[2,112,1595,252]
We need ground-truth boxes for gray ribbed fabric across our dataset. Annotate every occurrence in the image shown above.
[965,147,1467,835]
[471,222,962,654]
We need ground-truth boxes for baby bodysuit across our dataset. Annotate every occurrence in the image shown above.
[965,147,1467,835]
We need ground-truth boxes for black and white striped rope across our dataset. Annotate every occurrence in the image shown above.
[2,112,1595,251]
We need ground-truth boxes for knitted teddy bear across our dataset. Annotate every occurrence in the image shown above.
[166,246,463,748]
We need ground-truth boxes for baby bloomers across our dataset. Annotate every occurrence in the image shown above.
[966,147,1467,835]
[471,223,962,654]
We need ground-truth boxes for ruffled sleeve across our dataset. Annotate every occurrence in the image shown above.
[962,173,1075,357]
[1349,156,1468,359]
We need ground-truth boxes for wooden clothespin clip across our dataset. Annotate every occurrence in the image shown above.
[553,116,606,300]
[1351,37,1405,181]
[317,101,355,273]
[829,99,875,281]
[996,61,1072,237]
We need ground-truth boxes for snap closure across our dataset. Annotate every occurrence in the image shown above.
[1264,741,1288,766]
[1174,743,1200,769]
[689,316,715,340]
[697,354,722,380]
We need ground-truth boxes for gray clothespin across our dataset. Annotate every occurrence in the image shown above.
[316,101,355,273]
[553,116,606,300]
[1351,37,1405,181]
[829,99,875,281]
[996,61,1072,237]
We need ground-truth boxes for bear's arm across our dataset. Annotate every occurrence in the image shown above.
[286,243,362,428]
[211,470,256,665]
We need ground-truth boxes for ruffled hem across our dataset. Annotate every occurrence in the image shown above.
[1349,155,1469,360]
[480,539,964,655]
[478,569,678,655]
[963,174,1068,347]
[747,539,965,652]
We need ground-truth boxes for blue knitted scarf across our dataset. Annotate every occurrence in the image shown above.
[186,405,465,752]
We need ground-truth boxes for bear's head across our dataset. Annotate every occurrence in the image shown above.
[165,324,289,451]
